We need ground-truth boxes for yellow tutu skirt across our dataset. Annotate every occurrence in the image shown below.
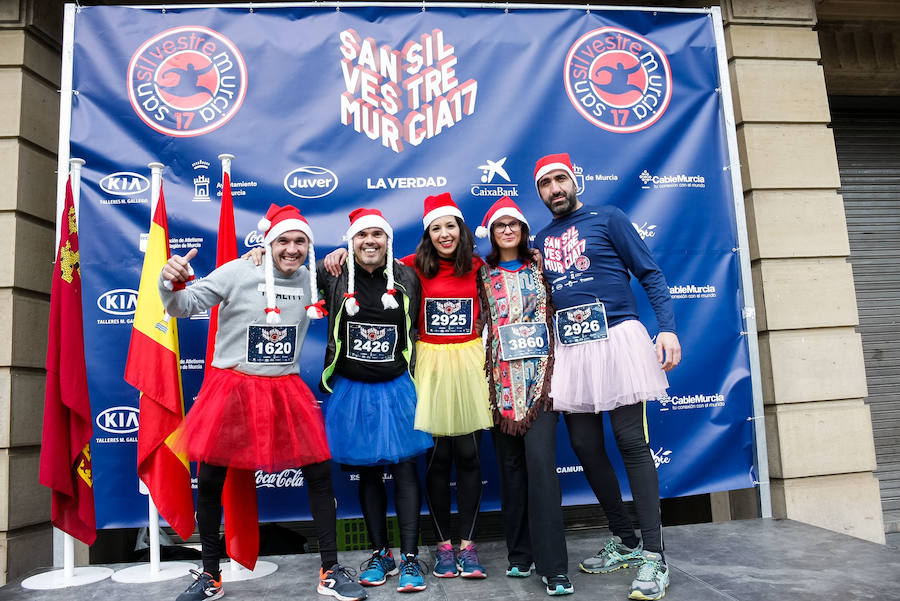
[413,338,492,436]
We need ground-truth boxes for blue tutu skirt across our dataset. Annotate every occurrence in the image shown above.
[324,373,433,466]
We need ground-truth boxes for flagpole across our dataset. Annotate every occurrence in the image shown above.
[23,155,112,590]
[112,162,197,584]
[213,153,276,582]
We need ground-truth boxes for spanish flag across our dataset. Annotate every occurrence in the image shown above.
[38,177,97,545]
[124,183,194,541]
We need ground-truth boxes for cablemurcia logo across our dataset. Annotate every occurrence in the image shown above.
[564,27,672,133]
[128,26,248,137]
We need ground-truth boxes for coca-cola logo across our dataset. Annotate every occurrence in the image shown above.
[244,230,264,248]
[255,468,305,488]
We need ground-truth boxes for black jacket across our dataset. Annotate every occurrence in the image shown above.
[316,259,420,392]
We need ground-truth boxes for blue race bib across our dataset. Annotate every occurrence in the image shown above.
[346,322,398,362]
[247,324,298,364]
[498,322,550,360]
[424,298,473,336]
[555,302,608,346]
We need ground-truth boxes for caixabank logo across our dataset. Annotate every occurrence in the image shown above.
[563,27,672,133]
[127,26,248,137]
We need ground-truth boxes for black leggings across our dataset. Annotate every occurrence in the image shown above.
[357,458,421,556]
[424,431,483,543]
[565,404,663,553]
[197,461,338,575]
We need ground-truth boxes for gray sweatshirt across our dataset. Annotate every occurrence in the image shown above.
[158,258,311,377]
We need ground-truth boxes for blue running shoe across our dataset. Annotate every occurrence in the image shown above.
[433,543,458,578]
[457,544,487,579]
[358,548,398,587]
[397,554,428,593]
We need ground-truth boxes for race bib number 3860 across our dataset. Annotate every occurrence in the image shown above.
[425,298,473,336]
[555,302,609,346]
[499,322,550,360]
[247,324,298,364]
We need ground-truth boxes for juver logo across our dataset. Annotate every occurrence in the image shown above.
[128,26,248,137]
[283,166,339,199]
[564,28,672,133]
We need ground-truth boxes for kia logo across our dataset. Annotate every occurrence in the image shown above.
[96,406,140,434]
[97,288,138,316]
[283,166,339,199]
[99,172,150,196]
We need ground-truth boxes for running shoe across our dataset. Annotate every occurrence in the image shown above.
[432,543,459,578]
[579,535,643,574]
[176,570,223,601]
[358,548,398,586]
[627,551,669,601]
[318,564,367,601]
[397,554,428,593]
[457,544,487,579]
[541,574,574,596]
[505,563,534,578]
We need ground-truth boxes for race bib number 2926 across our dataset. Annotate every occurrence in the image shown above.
[555,302,608,346]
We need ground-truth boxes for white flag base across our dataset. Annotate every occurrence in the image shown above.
[111,561,197,583]
[22,566,113,590]
[221,559,278,582]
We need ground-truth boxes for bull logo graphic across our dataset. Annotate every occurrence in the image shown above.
[567,307,592,323]
[261,328,288,343]
[361,327,386,341]
[437,300,462,314]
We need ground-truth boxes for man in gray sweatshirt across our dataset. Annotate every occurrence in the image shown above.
[160,204,365,601]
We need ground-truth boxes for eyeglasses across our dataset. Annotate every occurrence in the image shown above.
[492,221,521,232]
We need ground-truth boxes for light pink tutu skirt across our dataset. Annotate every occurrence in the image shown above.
[550,319,669,413]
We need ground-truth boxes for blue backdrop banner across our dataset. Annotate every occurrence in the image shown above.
[66,4,756,529]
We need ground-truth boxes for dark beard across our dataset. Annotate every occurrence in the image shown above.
[546,189,578,216]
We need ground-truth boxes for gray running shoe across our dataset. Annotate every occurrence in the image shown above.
[627,551,669,601]
[579,536,643,574]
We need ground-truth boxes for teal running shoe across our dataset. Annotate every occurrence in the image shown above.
[580,535,643,574]
[505,563,534,578]
[628,551,669,600]
[397,554,427,593]
[358,548,398,586]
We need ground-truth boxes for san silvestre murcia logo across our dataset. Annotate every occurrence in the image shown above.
[563,27,672,133]
[338,28,478,152]
[128,26,248,137]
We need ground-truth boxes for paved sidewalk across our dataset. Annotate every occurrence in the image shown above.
[4,519,898,600]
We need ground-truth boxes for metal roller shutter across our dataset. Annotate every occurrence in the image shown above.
[831,99,900,532]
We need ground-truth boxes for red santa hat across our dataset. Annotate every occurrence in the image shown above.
[533,153,577,191]
[475,196,529,239]
[422,192,463,229]
[343,208,399,316]
[256,204,324,323]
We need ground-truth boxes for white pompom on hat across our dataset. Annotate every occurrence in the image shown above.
[475,195,529,239]
[343,207,398,316]
[533,153,577,191]
[421,192,463,229]
[257,203,325,323]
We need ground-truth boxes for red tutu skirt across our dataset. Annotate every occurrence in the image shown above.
[170,367,331,471]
